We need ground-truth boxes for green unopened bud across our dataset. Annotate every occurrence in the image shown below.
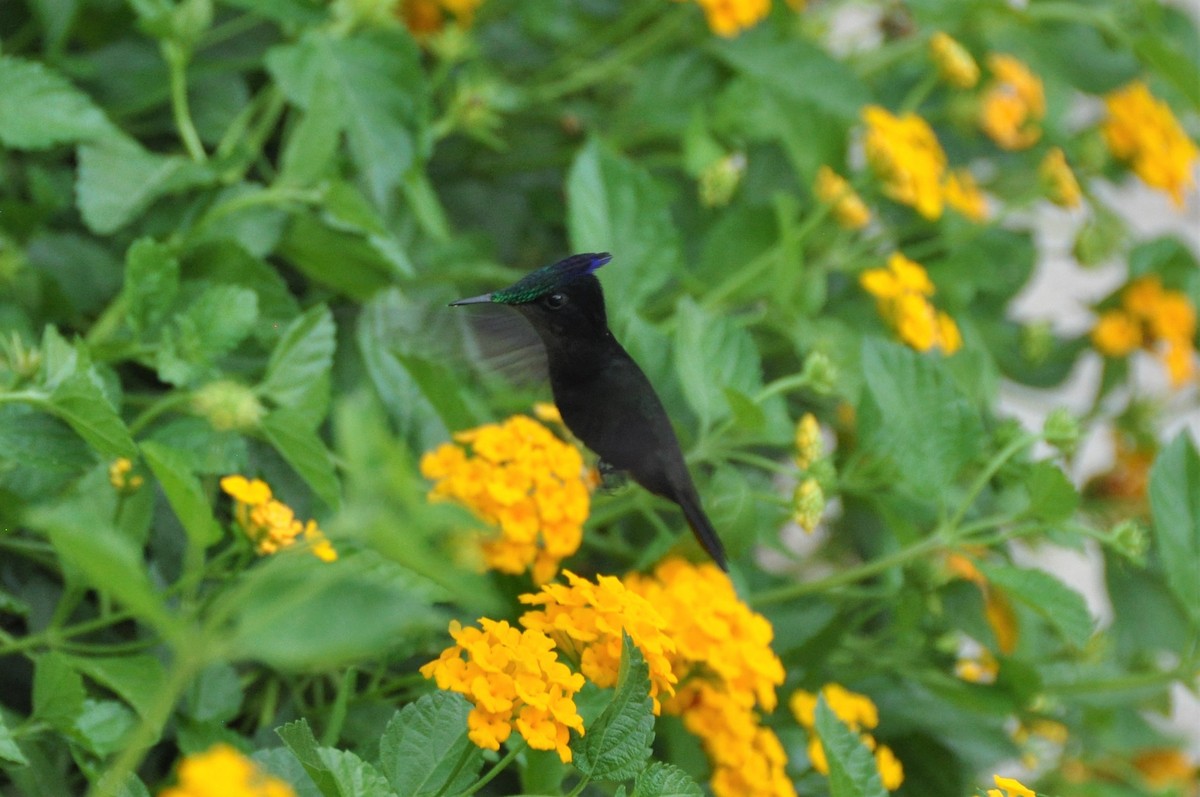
[429,25,473,63]
[792,478,825,533]
[192,380,264,432]
[1020,321,1054,365]
[1073,204,1125,267]
[332,0,396,31]
[1042,407,1080,456]
[698,153,746,208]
[0,332,41,383]
[800,350,838,395]
[1108,520,1148,566]
[171,0,212,46]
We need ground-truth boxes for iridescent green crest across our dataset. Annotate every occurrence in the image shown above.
[491,253,612,305]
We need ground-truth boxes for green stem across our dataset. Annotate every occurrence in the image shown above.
[321,668,356,746]
[128,392,193,436]
[751,535,944,607]
[1043,662,1197,697]
[431,743,477,797]
[946,432,1039,531]
[164,43,207,162]
[899,70,940,114]
[0,610,138,658]
[566,774,593,797]
[454,738,527,797]
[91,652,203,797]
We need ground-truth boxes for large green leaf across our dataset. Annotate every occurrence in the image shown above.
[140,440,223,550]
[60,654,166,721]
[1148,434,1200,624]
[32,653,86,733]
[632,763,703,797]
[75,136,207,234]
[259,408,341,510]
[673,297,768,432]
[980,563,1094,649]
[47,358,136,459]
[573,635,655,782]
[379,693,484,797]
[156,284,259,387]
[260,305,336,409]
[122,238,180,335]
[0,56,113,149]
[266,29,427,208]
[858,339,982,499]
[567,139,682,319]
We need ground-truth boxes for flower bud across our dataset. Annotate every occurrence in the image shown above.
[191,380,264,432]
[1042,407,1080,456]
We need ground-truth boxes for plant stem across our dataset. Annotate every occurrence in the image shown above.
[946,432,1039,531]
[455,738,527,797]
[164,43,207,162]
[751,535,944,607]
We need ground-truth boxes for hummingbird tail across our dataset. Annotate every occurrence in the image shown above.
[678,492,728,571]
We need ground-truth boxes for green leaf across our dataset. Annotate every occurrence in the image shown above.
[0,715,28,766]
[1024,460,1080,523]
[157,283,259,386]
[573,634,655,782]
[632,762,703,797]
[72,699,136,756]
[277,212,400,300]
[277,719,342,797]
[980,563,1094,648]
[0,56,113,149]
[858,339,982,499]
[813,698,888,797]
[266,29,427,208]
[259,408,340,510]
[279,72,343,187]
[261,305,336,409]
[319,749,394,797]
[60,654,166,721]
[33,506,175,638]
[567,139,682,318]
[673,297,767,431]
[33,653,86,733]
[48,363,137,459]
[379,693,483,797]
[222,554,441,670]
[183,663,244,724]
[1148,434,1200,624]
[75,136,202,234]
[122,238,180,335]
[140,440,223,550]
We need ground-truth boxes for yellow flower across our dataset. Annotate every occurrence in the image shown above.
[689,0,771,37]
[862,106,947,219]
[420,618,585,762]
[108,458,144,494]
[1092,277,1198,387]
[987,774,1036,797]
[815,166,871,229]
[421,415,590,583]
[980,55,1045,150]
[1133,748,1198,789]
[791,685,904,790]
[955,649,999,683]
[1103,81,1199,207]
[943,169,989,221]
[860,254,960,354]
[1091,310,1143,356]
[519,570,677,711]
[929,32,979,88]
[219,476,337,562]
[399,0,482,36]
[625,558,791,797]
[792,478,825,533]
[1039,148,1082,208]
[160,744,295,797]
[794,413,823,470]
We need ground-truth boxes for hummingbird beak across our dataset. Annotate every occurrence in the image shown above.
[449,293,494,307]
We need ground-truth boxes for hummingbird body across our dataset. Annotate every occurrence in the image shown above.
[452,253,728,570]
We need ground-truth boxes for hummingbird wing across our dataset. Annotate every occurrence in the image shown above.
[456,303,550,386]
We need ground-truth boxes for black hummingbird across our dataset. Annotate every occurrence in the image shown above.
[451,253,728,570]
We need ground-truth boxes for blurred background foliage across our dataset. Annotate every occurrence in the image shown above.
[0,0,1198,795]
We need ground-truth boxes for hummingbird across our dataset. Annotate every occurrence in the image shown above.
[451,253,728,570]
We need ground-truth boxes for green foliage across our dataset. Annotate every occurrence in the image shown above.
[1,1,1197,796]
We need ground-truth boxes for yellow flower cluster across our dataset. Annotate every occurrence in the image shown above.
[1103,81,1199,207]
[1091,276,1197,387]
[860,253,962,354]
[789,684,904,791]
[794,413,822,470]
[980,55,1045,150]
[519,570,678,710]
[220,476,337,562]
[108,457,144,494]
[625,559,791,797]
[862,106,947,220]
[420,618,585,762]
[160,744,295,797]
[689,0,771,37]
[943,168,990,221]
[815,166,871,229]
[420,415,590,583]
[1039,148,1083,208]
[929,32,979,88]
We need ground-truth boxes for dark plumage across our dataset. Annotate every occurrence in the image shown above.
[451,253,728,570]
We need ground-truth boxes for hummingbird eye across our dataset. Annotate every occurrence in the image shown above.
[543,292,567,310]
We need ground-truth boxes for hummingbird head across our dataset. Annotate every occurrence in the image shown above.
[451,253,613,338]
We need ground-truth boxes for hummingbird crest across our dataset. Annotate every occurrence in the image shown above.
[491,253,612,305]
